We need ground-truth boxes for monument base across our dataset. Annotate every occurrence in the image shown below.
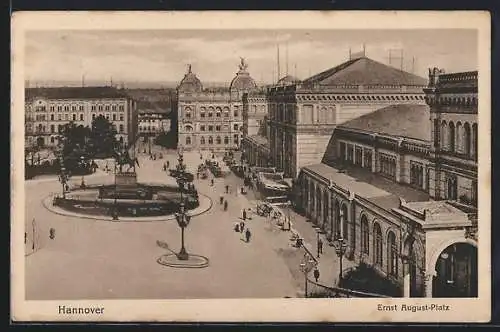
[115,172,137,186]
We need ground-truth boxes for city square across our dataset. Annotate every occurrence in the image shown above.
[25,145,354,299]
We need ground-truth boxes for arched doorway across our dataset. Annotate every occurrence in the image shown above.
[315,187,321,225]
[341,203,349,240]
[402,236,424,297]
[432,243,478,298]
[335,201,341,238]
[323,190,329,229]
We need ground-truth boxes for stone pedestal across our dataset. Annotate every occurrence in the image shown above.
[116,172,137,186]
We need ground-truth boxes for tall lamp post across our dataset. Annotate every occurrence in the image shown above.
[299,255,316,298]
[332,209,348,286]
[175,151,192,260]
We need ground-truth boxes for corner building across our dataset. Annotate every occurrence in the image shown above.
[177,61,257,152]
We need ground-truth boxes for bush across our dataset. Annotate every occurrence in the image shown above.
[341,262,401,297]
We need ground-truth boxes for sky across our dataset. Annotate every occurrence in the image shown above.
[25,29,478,86]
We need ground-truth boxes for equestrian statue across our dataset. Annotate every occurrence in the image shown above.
[114,148,140,174]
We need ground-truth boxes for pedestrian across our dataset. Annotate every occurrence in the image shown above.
[49,228,56,240]
[220,196,224,205]
[245,228,251,243]
[224,200,228,211]
[313,268,320,282]
[234,223,240,232]
[211,178,214,186]
[318,238,323,255]
[163,163,166,171]
[240,221,245,233]
[197,172,199,179]
[167,160,170,168]
[242,209,247,221]
[225,185,229,194]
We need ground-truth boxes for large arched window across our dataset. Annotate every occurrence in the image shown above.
[208,107,214,118]
[323,191,329,227]
[441,120,447,150]
[456,122,463,153]
[448,122,455,152]
[185,125,193,132]
[216,136,221,144]
[464,122,471,157]
[216,107,222,117]
[185,136,191,145]
[200,137,205,145]
[200,107,206,118]
[316,187,322,223]
[374,222,383,266]
[184,107,192,119]
[361,215,369,254]
[208,136,213,144]
[310,182,315,216]
[341,204,349,240]
[472,123,478,159]
[387,231,398,276]
[335,201,341,238]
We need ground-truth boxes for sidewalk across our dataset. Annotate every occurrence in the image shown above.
[283,207,357,287]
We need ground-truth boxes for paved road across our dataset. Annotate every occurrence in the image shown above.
[24,148,302,300]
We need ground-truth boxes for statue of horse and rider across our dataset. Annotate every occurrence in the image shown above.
[114,149,140,174]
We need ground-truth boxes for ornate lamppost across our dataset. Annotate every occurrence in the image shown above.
[299,254,316,298]
[174,150,192,260]
[332,209,348,286]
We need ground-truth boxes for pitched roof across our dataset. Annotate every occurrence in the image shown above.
[25,86,129,101]
[339,104,431,141]
[302,57,427,87]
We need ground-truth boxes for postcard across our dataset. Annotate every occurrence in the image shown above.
[11,10,491,322]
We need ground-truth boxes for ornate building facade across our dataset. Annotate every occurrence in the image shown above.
[425,69,478,205]
[241,89,270,166]
[177,60,257,152]
[294,68,478,298]
[267,55,428,179]
[25,86,138,148]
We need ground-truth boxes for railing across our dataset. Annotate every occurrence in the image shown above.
[306,278,390,298]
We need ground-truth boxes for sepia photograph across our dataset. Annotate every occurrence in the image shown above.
[11,11,491,322]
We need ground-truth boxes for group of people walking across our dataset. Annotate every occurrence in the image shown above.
[234,210,252,243]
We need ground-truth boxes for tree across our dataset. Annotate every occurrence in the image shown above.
[89,115,118,157]
[60,121,92,174]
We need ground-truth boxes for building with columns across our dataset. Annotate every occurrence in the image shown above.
[294,68,478,298]
[25,86,138,149]
[177,60,257,152]
[267,55,428,179]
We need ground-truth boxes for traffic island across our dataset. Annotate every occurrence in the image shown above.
[157,253,210,268]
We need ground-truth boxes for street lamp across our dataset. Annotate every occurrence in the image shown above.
[333,236,348,286]
[175,201,192,260]
[299,255,316,298]
[174,150,192,260]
